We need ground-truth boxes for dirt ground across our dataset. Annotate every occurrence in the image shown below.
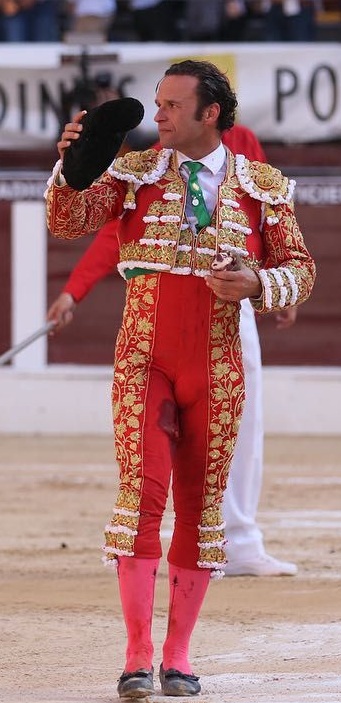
[1,435,341,703]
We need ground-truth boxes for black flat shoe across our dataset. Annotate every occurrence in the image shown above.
[159,664,201,696]
[117,668,155,699]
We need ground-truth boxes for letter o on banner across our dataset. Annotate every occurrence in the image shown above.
[309,65,337,121]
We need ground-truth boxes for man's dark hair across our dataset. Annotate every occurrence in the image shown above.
[164,60,238,132]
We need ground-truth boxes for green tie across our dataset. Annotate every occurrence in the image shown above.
[184,161,211,230]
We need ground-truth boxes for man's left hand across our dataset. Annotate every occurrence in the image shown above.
[205,262,262,301]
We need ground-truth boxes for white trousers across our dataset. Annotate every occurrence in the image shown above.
[222,299,265,560]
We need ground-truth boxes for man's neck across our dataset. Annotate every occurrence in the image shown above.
[176,137,221,162]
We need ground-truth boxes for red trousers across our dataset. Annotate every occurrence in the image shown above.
[105,272,244,572]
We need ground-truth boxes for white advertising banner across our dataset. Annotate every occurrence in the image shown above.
[0,42,340,147]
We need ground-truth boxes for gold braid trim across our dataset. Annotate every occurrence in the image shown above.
[198,506,226,567]
[235,155,295,205]
[103,276,159,565]
[197,296,245,571]
[111,148,172,184]
[103,487,141,563]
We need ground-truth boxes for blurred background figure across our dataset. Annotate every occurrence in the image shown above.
[58,49,150,146]
[221,1,250,41]
[220,1,268,42]
[128,0,182,41]
[184,0,222,41]
[63,0,117,42]
[0,0,60,41]
[260,0,320,41]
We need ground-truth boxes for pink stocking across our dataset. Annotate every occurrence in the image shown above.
[162,564,210,674]
[117,556,159,672]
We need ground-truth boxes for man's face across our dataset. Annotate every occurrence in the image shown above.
[154,74,208,154]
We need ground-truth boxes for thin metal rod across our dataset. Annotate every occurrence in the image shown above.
[0,321,56,366]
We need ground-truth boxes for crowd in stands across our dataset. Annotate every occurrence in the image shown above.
[0,1,340,43]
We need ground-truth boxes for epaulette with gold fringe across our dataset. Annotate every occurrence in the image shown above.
[109,148,172,185]
[235,154,295,205]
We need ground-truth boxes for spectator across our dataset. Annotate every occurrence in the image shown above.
[260,0,319,41]
[0,0,60,42]
[63,0,116,41]
[184,0,222,41]
[221,1,251,41]
[128,0,182,41]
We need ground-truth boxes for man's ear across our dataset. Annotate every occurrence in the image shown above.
[204,102,220,125]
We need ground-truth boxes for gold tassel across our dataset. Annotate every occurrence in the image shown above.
[124,182,136,209]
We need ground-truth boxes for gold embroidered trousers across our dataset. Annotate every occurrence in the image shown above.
[104,272,245,573]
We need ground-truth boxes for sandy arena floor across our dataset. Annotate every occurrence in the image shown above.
[1,435,341,703]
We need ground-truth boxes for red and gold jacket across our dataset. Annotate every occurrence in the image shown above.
[62,124,267,303]
[46,147,316,313]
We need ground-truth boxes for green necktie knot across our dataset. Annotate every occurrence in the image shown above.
[185,161,203,176]
[183,160,211,231]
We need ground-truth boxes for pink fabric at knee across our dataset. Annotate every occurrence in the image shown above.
[162,564,210,674]
[118,556,159,672]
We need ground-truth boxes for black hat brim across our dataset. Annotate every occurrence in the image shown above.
[63,97,145,191]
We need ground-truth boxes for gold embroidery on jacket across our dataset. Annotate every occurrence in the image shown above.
[120,160,255,275]
[252,202,316,313]
[249,161,290,198]
[113,149,168,181]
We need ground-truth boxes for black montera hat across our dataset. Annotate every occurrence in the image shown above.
[63,97,145,191]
